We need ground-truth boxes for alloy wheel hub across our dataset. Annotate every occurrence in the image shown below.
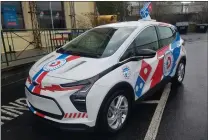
[107,95,128,130]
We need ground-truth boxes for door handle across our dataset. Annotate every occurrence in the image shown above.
[158,55,164,60]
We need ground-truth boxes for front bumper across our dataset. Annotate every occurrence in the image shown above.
[25,86,64,119]
[25,86,95,128]
[30,106,94,131]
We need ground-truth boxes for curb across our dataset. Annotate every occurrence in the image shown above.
[1,61,35,86]
[1,61,35,73]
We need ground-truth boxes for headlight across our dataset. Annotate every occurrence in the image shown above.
[61,75,99,112]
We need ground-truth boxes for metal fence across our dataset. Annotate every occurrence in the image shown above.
[1,28,89,68]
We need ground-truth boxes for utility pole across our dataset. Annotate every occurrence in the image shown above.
[29,1,42,49]
[49,2,54,29]
[69,2,76,28]
[94,2,98,27]
[123,1,126,21]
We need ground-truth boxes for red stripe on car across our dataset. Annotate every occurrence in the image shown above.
[36,112,45,118]
[68,113,73,118]
[73,113,77,118]
[66,55,80,62]
[77,113,82,118]
[82,113,86,118]
[36,71,48,84]
[64,113,68,118]
[157,45,169,58]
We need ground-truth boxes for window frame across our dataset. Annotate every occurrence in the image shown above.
[134,26,159,51]
[36,1,66,29]
[119,25,159,62]
[1,1,25,31]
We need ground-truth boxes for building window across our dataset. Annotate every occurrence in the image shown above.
[36,2,66,29]
[1,1,25,29]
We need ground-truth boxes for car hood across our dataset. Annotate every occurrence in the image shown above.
[30,52,115,82]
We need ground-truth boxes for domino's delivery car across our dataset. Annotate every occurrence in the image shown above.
[25,20,187,133]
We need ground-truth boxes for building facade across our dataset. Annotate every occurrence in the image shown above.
[1,1,95,53]
[128,1,206,16]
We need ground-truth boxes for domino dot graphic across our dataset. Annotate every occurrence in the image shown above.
[140,83,143,89]
[136,85,139,92]
[144,68,148,74]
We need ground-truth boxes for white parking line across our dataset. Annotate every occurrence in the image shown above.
[1,116,13,121]
[1,98,28,125]
[144,83,171,140]
[1,109,19,117]
[141,100,160,104]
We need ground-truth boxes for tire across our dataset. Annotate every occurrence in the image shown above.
[97,88,132,133]
[172,59,186,86]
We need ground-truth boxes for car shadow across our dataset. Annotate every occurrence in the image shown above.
[30,104,158,140]
[26,84,184,140]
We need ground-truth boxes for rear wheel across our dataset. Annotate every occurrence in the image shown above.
[172,60,186,86]
[97,89,132,133]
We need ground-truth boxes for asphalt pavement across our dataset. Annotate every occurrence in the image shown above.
[157,33,208,140]
[1,33,207,140]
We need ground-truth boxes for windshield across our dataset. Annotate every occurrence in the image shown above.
[57,27,136,58]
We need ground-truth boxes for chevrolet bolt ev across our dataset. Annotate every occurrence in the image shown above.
[25,20,187,133]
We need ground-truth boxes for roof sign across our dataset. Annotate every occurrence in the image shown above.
[139,2,152,20]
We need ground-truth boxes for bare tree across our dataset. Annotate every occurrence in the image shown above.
[191,2,208,23]
[76,12,96,28]
[198,2,208,23]
[151,2,167,21]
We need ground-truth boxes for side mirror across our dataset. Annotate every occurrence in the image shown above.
[135,48,156,58]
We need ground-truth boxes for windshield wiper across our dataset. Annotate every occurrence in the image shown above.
[69,51,101,58]
[56,48,66,53]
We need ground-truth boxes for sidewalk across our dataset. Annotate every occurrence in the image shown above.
[1,48,50,70]
[1,48,50,86]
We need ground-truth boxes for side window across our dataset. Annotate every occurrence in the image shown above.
[157,26,175,48]
[120,26,159,61]
[134,26,159,51]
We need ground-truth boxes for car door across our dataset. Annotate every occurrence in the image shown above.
[133,26,160,97]
[155,25,179,79]
[120,26,160,98]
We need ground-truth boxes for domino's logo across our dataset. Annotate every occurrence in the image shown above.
[163,51,174,76]
[122,66,131,79]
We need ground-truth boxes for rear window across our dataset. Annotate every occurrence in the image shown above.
[157,26,173,40]
[157,26,176,47]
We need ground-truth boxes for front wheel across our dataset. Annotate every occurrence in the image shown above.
[97,89,132,133]
[172,60,186,86]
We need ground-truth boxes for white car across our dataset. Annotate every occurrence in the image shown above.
[25,20,187,133]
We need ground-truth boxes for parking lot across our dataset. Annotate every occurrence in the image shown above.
[1,33,207,140]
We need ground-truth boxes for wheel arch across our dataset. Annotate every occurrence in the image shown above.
[180,55,186,65]
[95,81,135,126]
